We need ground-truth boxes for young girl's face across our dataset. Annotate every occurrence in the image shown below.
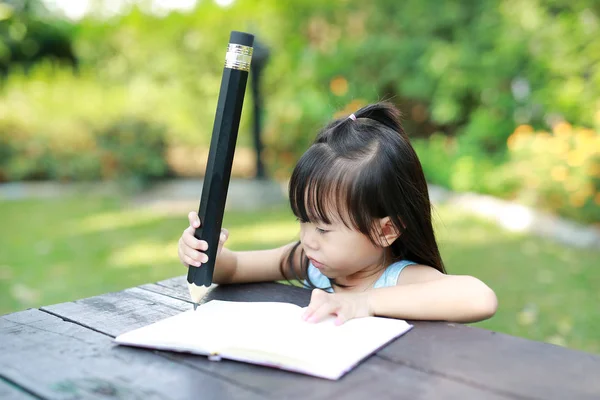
[299,218,386,280]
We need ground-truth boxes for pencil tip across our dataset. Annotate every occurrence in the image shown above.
[193,303,198,311]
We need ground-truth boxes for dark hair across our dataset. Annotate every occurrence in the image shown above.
[280,101,445,289]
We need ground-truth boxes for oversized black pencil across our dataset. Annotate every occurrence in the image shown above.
[187,31,254,307]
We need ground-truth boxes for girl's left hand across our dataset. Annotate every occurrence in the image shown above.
[301,289,373,326]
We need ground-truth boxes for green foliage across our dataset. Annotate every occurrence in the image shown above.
[0,113,171,185]
[0,67,171,184]
[0,0,77,75]
[0,0,598,222]
[414,123,600,224]
[503,124,600,223]
[95,116,170,186]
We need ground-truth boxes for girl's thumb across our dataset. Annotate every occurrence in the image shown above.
[188,212,201,228]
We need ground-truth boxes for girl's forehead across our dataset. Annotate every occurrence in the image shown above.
[294,165,358,225]
[302,196,351,224]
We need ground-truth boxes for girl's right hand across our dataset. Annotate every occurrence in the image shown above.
[178,211,229,268]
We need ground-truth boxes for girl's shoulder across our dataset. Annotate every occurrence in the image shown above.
[374,259,417,288]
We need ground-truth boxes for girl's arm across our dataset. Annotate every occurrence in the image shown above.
[368,265,497,323]
[212,242,304,284]
[302,265,497,325]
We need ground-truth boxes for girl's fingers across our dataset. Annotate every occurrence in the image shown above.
[182,245,208,265]
[301,291,322,320]
[179,240,201,267]
[306,302,338,324]
[302,289,329,321]
[180,213,227,268]
[181,215,227,265]
[182,254,201,268]
[182,226,208,251]
[188,211,201,228]
[179,238,206,266]
[334,312,348,326]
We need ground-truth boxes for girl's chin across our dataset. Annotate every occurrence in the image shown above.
[321,269,341,279]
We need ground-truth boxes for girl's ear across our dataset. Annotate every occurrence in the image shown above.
[378,217,401,247]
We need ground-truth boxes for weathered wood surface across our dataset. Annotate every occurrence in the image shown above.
[38,284,512,400]
[1,277,599,400]
[42,287,191,336]
[190,280,600,399]
[141,276,310,305]
[378,321,600,400]
[138,276,210,304]
[0,379,37,400]
[0,308,264,400]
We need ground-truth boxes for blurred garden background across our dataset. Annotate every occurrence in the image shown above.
[0,0,598,353]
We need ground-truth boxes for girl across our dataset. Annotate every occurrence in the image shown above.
[178,102,497,326]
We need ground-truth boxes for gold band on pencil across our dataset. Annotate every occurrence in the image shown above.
[224,44,253,71]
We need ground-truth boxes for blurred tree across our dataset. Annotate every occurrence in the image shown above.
[0,0,77,77]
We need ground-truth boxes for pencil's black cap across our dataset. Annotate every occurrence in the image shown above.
[229,31,254,47]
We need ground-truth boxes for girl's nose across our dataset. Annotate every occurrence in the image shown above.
[300,226,318,250]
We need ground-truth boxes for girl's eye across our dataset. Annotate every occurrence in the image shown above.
[296,217,329,233]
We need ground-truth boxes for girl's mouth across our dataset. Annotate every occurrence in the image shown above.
[308,257,325,269]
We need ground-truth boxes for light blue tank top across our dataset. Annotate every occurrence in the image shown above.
[305,259,417,293]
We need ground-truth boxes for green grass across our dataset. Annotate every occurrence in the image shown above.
[0,196,598,354]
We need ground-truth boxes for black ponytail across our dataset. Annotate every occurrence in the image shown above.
[354,102,404,134]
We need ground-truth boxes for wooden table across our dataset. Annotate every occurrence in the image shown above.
[1,276,599,400]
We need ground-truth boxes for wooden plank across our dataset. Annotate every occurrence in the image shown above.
[167,345,513,400]
[154,275,189,291]
[42,287,190,336]
[139,275,204,303]
[0,309,266,400]
[379,321,600,400]
[199,281,312,307]
[42,283,516,399]
[140,276,312,307]
[0,379,37,400]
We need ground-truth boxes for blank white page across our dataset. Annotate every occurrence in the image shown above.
[114,300,413,380]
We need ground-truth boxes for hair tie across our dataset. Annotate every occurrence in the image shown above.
[348,114,357,121]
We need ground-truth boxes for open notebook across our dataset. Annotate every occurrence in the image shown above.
[114,300,413,380]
